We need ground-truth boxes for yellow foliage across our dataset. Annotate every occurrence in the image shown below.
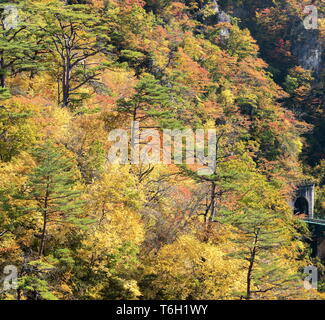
[78,165,145,268]
[150,235,244,299]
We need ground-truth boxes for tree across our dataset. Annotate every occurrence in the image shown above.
[0,0,321,301]
[22,142,84,257]
[221,168,303,300]
[36,1,110,107]
[284,66,324,166]
[179,107,249,233]
[145,234,243,299]
[144,0,171,13]
[116,73,174,127]
[116,73,176,164]
[212,23,259,60]
[63,113,108,183]
[0,98,38,162]
[73,165,145,299]
[0,1,44,95]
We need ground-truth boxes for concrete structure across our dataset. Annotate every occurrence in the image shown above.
[290,183,315,219]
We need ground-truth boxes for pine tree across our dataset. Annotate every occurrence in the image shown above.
[221,171,300,300]
[116,73,176,128]
[0,1,44,93]
[228,209,290,299]
[35,1,110,107]
[23,142,84,257]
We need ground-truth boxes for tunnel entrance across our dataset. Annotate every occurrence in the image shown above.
[294,197,309,216]
[290,183,314,219]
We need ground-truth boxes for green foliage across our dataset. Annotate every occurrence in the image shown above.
[34,0,111,107]
[0,1,45,87]
[117,73,177,127]
[18,276,58,300]
[0,101,37,162]
[21,142,86,256]
[0,0,322,301]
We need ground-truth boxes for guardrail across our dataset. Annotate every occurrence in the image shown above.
[304,218,325,227]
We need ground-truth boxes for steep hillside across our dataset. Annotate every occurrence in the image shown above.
[0,0,323,300]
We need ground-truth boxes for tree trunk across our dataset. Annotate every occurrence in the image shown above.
[131,107,139,164]
[209,182,216,221]
[38,211,47,257]
[0,52,5,88]
[62,53,71,107]
[246,231,259,300]
[62,65,70,107]
[39,186,49,257]
[246,261,253,300]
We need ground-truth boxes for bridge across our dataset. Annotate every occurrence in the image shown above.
[290,183,325,257]
[304,219,325,227]
[291,183,325,225]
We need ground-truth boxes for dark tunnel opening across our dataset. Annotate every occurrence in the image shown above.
[294,197,309,216]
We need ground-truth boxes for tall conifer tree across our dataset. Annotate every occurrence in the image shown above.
[25,143,84,257]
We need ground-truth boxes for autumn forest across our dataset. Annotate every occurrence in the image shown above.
[0,0,324,300]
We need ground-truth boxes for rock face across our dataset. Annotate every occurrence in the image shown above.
[212,0,231,23]
[211,0,231,38]
[218,1,323,77]
[195,0,231,31]
[291,21,323,76]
